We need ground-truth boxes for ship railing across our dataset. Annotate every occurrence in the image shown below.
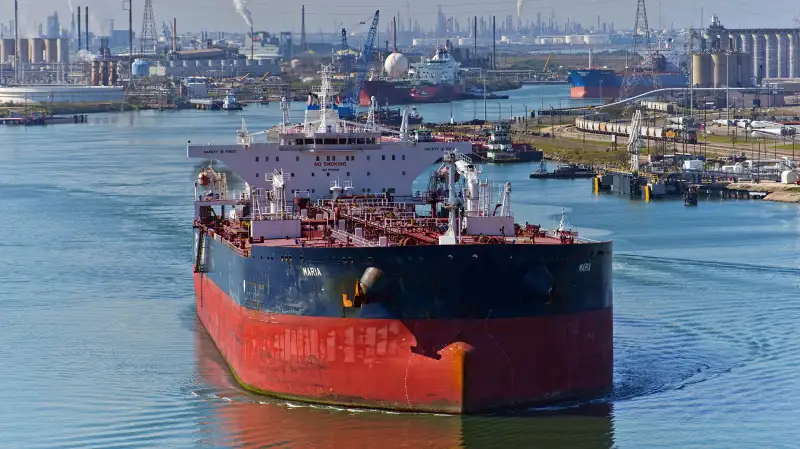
[195,189,250,202]
[329,228,377,247]
[253,207,296,221]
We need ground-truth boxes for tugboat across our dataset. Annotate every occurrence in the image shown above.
[683,185,699,206]
[530,164,596,179]
[221,93,243,111]
[479,122,543,163]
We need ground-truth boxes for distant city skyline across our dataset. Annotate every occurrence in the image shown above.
[0,0,797,37]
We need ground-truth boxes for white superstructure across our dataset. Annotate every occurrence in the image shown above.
[408,48,461,84]
[187,65,472,199]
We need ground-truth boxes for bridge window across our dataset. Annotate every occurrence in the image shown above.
[305,139,313,145]
[324,138,337,145]
[316,156,320,161]
[326,156,330,161]
[332,156,336,161]
[357,138,365,145]
[339,138,347,144]
[295,139,303,145]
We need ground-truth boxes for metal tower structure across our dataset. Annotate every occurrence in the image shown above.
[140,0,158,55]
[618,0,660,100]
[627,110,643,172]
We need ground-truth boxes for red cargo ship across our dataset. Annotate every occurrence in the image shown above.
[360,47,465,106]
[188,66,613,414]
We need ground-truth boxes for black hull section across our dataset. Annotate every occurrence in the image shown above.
[197,231,613,320]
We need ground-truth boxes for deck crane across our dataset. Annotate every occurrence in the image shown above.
[337,11,379,120]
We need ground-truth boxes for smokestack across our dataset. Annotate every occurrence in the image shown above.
[492,16,496,70]
[14,0,18,83]
[474,16,477,62]
[300,5,306,51]
[172,18,177,53]
[77,7,81,51]
[250,26,254,60]
[85,6,89,51]
[392,17,397,52]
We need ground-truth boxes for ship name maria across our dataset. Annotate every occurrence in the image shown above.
[302,267,322,277]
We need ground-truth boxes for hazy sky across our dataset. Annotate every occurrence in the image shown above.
[0,0,797,36]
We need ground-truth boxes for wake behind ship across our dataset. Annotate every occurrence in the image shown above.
[188,65,613,414]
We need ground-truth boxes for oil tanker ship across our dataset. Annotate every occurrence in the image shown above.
[568,51,687,98]
[360,47,464,106]
[188,65,613,414]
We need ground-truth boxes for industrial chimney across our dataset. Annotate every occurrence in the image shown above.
[85,6,89,51]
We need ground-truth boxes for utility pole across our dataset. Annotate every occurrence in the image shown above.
[492,16,496,70]
[14,0,19,84]
[123,0,132,77]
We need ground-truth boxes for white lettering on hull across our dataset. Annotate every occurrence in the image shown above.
[302,267,322,277]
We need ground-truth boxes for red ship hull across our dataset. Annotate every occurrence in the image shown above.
[195,272,613,414]
[360,80,464,106]
[570,86,622,98]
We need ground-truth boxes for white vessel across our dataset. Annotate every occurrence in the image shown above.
[408,47,461,84]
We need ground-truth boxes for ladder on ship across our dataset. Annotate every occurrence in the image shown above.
[194,230,206,273]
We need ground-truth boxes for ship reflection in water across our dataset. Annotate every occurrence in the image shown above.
[193,320,615,448]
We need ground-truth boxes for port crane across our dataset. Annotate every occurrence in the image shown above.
[337,10,379,120]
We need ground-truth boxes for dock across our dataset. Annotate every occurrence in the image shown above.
[594,171,800,203]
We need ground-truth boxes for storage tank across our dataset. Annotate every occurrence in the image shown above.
[131,59,150,77]
[692,53,712,88]
[712,53,727,88]
[101,61,110,86]
[737,52,753,87]
[57,38,69,63]
[91,60,101,85]
[110,61,119,85]
[384,52,409,78]
[0,38,13,63]
[29,38,44,63]
[18,38,29,63]
[45,38,59,63]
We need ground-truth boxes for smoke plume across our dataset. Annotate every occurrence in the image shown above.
[233,0,253,27]
[516,0,523,18]
[68,0,74,13]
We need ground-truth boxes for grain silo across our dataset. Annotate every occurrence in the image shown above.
[712,53,728,88]
[692,53,712,88]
